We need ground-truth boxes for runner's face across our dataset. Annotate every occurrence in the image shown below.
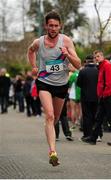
[45,19,61,38]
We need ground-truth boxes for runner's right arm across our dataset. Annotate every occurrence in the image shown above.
[27,39,39,74]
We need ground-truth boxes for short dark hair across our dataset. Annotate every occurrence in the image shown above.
[45,10,61,24]
[85,55,94,63]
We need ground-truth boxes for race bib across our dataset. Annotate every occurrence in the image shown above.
[46,59,63,73]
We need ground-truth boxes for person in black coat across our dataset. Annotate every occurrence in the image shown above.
[55,94,73,141]
[77,55,103,140]
[23,71,34,117]
[0,68,11,113]
[13,75,25,112]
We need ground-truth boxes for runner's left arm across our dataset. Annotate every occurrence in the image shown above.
[60,35,81,69]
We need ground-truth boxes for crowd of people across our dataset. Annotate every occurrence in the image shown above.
[0,10,111,167]
[0,69,42,117]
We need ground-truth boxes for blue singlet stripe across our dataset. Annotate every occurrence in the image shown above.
[46,59,63,65]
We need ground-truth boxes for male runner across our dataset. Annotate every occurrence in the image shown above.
[27,10,81,166]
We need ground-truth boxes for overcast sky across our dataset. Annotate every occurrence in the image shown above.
[83,0,111,22]
[6,0,111,21]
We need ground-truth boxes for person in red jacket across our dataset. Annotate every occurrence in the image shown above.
[31,75,42,117]
[82,50,111,145]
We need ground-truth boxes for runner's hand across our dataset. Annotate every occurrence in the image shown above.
[32,67,38,76]
[59,47,69,57]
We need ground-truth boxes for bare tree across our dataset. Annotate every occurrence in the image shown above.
[21,0,31,38]
[0,0,7,41]
[94,0,111,49]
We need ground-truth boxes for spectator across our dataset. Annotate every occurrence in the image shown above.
[0,68,11,113]
[82,51,111,145]
[31,75,42,117]
[55,95,73,141]
[23,71,33,117]
[14,75,25,113]
[68,67,81,130]
[77,55,103,141]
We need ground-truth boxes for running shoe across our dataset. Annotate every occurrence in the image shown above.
[82,136,96,145]
[56,137,60,141]
[107,141,111,146]
[49,151,60,166]
[66,136,74,141]
[97,136,102,142]
[70,125,76,131]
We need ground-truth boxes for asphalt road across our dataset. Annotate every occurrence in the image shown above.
[0,106,111,179]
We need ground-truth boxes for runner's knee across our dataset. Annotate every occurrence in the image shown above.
[46,111,55,122]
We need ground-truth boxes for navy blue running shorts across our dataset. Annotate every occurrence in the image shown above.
[36,79,69,99]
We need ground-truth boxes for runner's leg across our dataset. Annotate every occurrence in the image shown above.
[53,97,65,124]
[39,90,56,152]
